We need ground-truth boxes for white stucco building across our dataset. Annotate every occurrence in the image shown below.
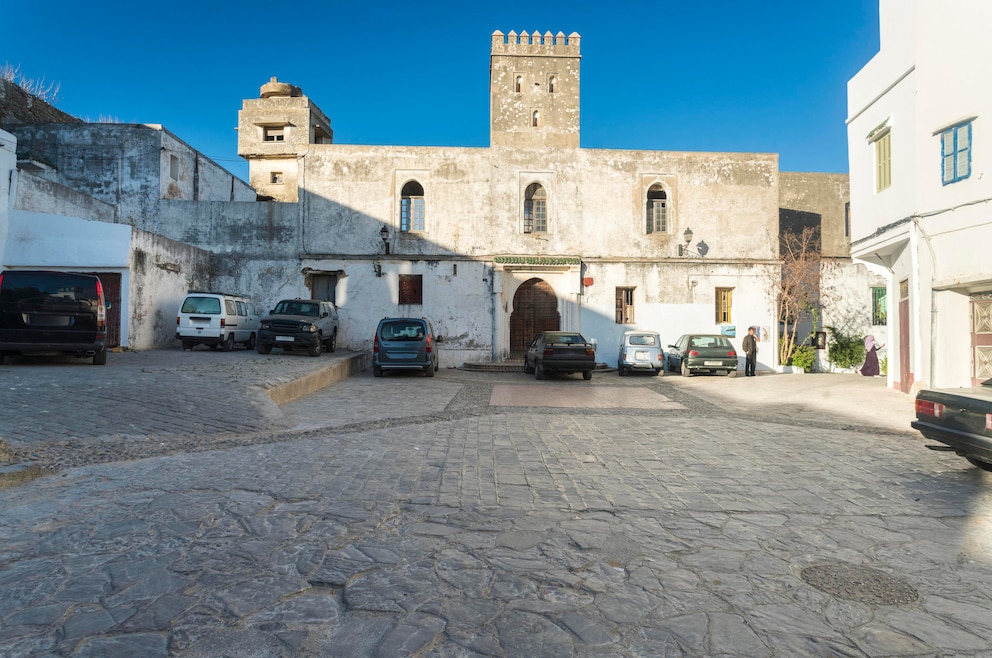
[848,0,992,392]
[231,31,851,369]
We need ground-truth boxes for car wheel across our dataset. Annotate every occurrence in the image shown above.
[618,363,626,376]
[425,362,435,377]
[966,456,992,472]
[308,336,322,357]
[681,361,691,377]
[583,370,593,381]
[221,334,235,352]
[653,368,662,377]
[245,333,256,350]
[373,365,382,377]
[524,357,534,374]
[181,340,193,351]
[92,349,107,365]
[535,362,545,380]
[256,343,272,355]
[327,331,337,353]
[727,370,738,378]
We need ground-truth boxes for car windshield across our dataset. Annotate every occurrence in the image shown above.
[275,301,318,316]
[628,334,657,346]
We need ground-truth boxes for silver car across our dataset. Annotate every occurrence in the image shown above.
[617,330,664,376]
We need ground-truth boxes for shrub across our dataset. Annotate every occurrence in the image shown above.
[789,344,816,372]
[825,326,865,369]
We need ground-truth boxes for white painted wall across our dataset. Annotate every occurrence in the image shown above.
[0,130,13,263]
[848,0,992,390]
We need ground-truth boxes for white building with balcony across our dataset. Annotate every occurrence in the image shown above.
[848,0,992,392]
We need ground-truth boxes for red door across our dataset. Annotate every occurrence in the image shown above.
[83,272,121,348]
[898,296,912,393]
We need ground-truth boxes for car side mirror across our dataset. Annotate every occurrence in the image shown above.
[436,335,443,342]
[321,311,328,318]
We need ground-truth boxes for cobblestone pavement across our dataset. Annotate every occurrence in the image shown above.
[1,351,992,657]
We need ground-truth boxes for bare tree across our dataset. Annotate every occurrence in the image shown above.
[779,226,821,365]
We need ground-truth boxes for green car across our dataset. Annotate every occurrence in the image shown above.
[667,334,739,377]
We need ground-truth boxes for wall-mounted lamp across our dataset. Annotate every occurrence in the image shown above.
[679,227,708,258]
[379,226,390,255]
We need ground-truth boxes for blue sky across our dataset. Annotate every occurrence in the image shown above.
[4,1,880,183]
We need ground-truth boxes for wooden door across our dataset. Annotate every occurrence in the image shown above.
[509,278,560,356]
[972,296,992,386]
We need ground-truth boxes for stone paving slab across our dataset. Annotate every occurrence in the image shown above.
[1,354,991,656]
[489,383,686,410]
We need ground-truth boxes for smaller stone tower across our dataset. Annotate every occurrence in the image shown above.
[237,77,333,201]
[490,30,581,149]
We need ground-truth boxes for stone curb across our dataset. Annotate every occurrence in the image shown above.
[263,351,370,405]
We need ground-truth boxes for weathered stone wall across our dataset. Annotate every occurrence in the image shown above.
[13,170,116,221]
[128,228,213,350]
[490,31,581,149]
[779,171,851,258]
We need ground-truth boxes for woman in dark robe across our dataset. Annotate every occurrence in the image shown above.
[860,335,882,376]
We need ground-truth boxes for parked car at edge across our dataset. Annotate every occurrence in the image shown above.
[0,269,109,365]
[667,333,738,377]
[372,317,441,377]
[912,378,992,472]
[176,291,260,351]
[257,299,338,357]
[524,331,597,381]
[617,330,664,376]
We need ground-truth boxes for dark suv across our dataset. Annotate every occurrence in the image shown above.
[372,317,441,377]
[0,270,109,365]
[256,299,338,357]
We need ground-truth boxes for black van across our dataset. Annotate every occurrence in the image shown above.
[0,270,109,365]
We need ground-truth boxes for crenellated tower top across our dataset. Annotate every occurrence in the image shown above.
[490,30,581,149]
[490,30,581,56]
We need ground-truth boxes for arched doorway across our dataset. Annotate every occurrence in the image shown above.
[510,278,560,356]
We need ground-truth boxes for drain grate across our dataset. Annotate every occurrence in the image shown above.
[801,564,918,606]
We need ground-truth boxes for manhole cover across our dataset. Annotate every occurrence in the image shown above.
[801,564,918,606]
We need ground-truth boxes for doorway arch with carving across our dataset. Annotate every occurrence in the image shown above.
[510,278,560,356]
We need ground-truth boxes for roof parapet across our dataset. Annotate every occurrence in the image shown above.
[491,30,580,56]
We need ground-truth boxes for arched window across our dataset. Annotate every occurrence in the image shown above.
[524,183,547,233]
[532,110,540,127]
[548,75,556,93]
[646,184,667,234]
[400,180,425,232]
[515,75,522,93]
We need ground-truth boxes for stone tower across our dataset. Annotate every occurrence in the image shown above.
[237,77,333,202]
[490,30,581,149]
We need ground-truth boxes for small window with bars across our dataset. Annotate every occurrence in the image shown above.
[715,287,733,324]
[871,286,887,325]
[263,126,285,142]
[615,287,635,324]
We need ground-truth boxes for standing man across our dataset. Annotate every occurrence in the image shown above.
[743,327,758,377]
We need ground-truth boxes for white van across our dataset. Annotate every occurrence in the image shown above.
[176,291,260,351]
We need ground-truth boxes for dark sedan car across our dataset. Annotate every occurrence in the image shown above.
[524,331,596,381]
[667,333,738,377]
[912,378,992,472]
